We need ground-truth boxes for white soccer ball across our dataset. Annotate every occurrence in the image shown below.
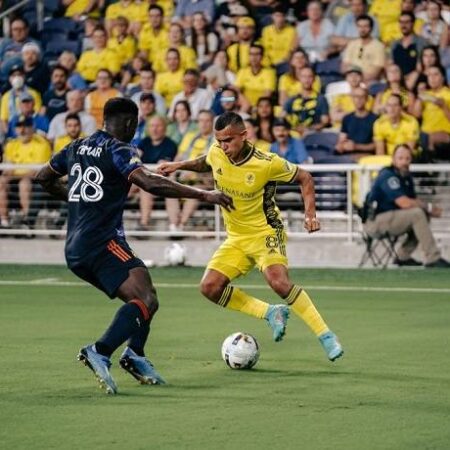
[164,243,187,266]
[221,332,260,370]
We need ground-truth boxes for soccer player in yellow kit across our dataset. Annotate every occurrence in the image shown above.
[158,112,343,361]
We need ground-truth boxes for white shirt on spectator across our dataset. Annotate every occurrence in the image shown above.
[48,111,97,141]
[169,88,213,120]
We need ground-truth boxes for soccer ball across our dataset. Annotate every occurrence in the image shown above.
[221,332,260,370]
[164,243,187,266]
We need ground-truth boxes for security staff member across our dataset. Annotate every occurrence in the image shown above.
[364,143,450,268]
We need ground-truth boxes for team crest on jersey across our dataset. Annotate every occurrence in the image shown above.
[130,156,141,164]
[245,172,256,186]
[216,168,223,175]
[387,176,400,190]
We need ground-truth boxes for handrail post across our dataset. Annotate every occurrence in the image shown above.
[346,168,353,242]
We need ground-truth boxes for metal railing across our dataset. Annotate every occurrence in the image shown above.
[1,162,450,241]
[1,0,45,35]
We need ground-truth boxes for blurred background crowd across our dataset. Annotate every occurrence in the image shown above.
[0,0,449,232]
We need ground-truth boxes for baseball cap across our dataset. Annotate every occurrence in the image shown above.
[272,118,291,129]
[237,16,255,27]
[19,92,34,102]
[345,66,363,75]
[9,64,24,75]
[15,115,33,127]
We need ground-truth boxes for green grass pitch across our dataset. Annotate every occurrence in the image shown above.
[0,265,449,450]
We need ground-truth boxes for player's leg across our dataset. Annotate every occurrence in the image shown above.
[18,175,32,220]
[179,198,199,229]
[200,240,289,341]
[263,264,343,361]
[139,190,154,228]
[165,198,180,230]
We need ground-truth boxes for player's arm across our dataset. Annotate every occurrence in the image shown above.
[157,155,212,176]
[35,164,68,201]
[130,166,234,211]
[292,168,320,233]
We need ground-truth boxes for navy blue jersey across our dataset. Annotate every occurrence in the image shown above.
[369,166,416,215]
[50,130,142,266]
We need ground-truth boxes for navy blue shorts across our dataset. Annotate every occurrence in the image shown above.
[69,238,146,299]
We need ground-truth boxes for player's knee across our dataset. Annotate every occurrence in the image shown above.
[268,277,292,298]
[200,278,227,302]
[141,289,159,314]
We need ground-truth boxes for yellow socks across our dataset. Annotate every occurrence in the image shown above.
[218,286,269,319]
[286,285,329,336]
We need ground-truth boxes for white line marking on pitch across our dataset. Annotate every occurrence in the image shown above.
[0,280,449,294]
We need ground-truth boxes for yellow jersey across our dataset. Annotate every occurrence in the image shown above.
[378,88,411,110]
[380,19,424,44]
[261,24,296,65]
[369,0,402,43]
[152,45,197,73]
[64,0,100,17]
[154,69,184,106]
[373,112,419,155]
[0,88,42,122]
[105,0,147,23]
[332,93,374,127]
[421,87,450,134]
[138,24,169,63]
[53,134,84,154]
[206,141,298,237]
[235,67,276,107]
[278,73,321,100]
[107,35,137,65]
[4,134,52,175]
[76,48,121,82]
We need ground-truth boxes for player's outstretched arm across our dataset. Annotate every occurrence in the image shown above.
[293,168,320,233]
[130,167,234,211]
[157,155,211,176]
[35,164,68,201]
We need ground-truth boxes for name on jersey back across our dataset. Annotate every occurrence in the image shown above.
[77,145,103,157]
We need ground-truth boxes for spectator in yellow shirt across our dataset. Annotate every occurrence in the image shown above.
[374,93,419,156]
[107,16,137,67]
[76,26,121,83]
[138,5,169,64]
[226,16,257,73]
[53,113,84,154]
[414,65,450,154]
[63,0,101,20]
[154,48,185,107]
[105,0,146,36]
[0,116,51,228]
[235,44,276,111]
[85,69,122,128]
[261,6,298,68]
[369,0,402,43]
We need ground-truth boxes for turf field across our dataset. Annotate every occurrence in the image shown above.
[0,265,449,450]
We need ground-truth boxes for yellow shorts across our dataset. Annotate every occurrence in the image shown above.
[207,229,288,281]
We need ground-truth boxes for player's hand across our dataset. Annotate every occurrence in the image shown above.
[204,190,235,211]
[304,216,320,233]
[157,162,179,177]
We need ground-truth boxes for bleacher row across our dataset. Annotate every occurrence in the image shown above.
[0,0,449,236]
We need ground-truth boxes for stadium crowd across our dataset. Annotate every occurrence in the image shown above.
[0,0,449,231]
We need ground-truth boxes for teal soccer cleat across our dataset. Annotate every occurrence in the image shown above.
[77,345,118,394]
[265,304,290,342]
[319,331,344,361]
[119,347,166,385]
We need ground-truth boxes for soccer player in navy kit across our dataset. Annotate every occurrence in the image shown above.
[36,98,233,394]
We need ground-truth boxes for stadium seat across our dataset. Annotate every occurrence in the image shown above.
[45,40,81,57]
[43,17,79,33]
[304,132,338,154]
[368,82,387,97]
[314,57,344,91]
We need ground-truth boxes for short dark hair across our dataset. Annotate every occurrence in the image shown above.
[173,100,191,117]
[184,68,200,78]
[51,64,68,77]
[104,98,138,121]
[250,44,264,56]
[148,4,163,15]
[356,14,374,29]
[214,112,244,131]
[400,10,415,22]
[393,143,412,155]
[388,93,403,105]
[65,112,81,124]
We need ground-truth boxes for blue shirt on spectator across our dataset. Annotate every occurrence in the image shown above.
[341,111,378,144]
[270,137,310,164]
[335,13,380,39]
[138,136,177,164]
[7,113,49,138]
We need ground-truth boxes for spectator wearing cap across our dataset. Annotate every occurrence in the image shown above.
[129,66,166,115]
[76,26,121,83]
[283,66,330,135]
[169,69,213,120]
[85,69,122,128]
[0,65,42,135]
[0,17,39,82]
[131,93,157,146]
[332,0,380,52]
[341,14,386,83]
[261,6,298,69]
[336,86,378,160]
[21,42,50,95]
[53,113,85,154]
[330,67,374,128]
[7,92,49,139]
[138,5,169,66]
[41,65,70,121]
[297,1,336,63]
[152,23,198,74]
[226,16,258,73]
[47,90,96,141]
[234,44,276,111]
[0,115,51,228]
[166,100,198,146]
[154,49,185,107]
[271,118,311,164]
[374,93,420,156]
[137,115,178,231]
[173,0,215,29]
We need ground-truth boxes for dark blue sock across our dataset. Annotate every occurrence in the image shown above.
[128,322,150,357]
[96,302,148,357]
